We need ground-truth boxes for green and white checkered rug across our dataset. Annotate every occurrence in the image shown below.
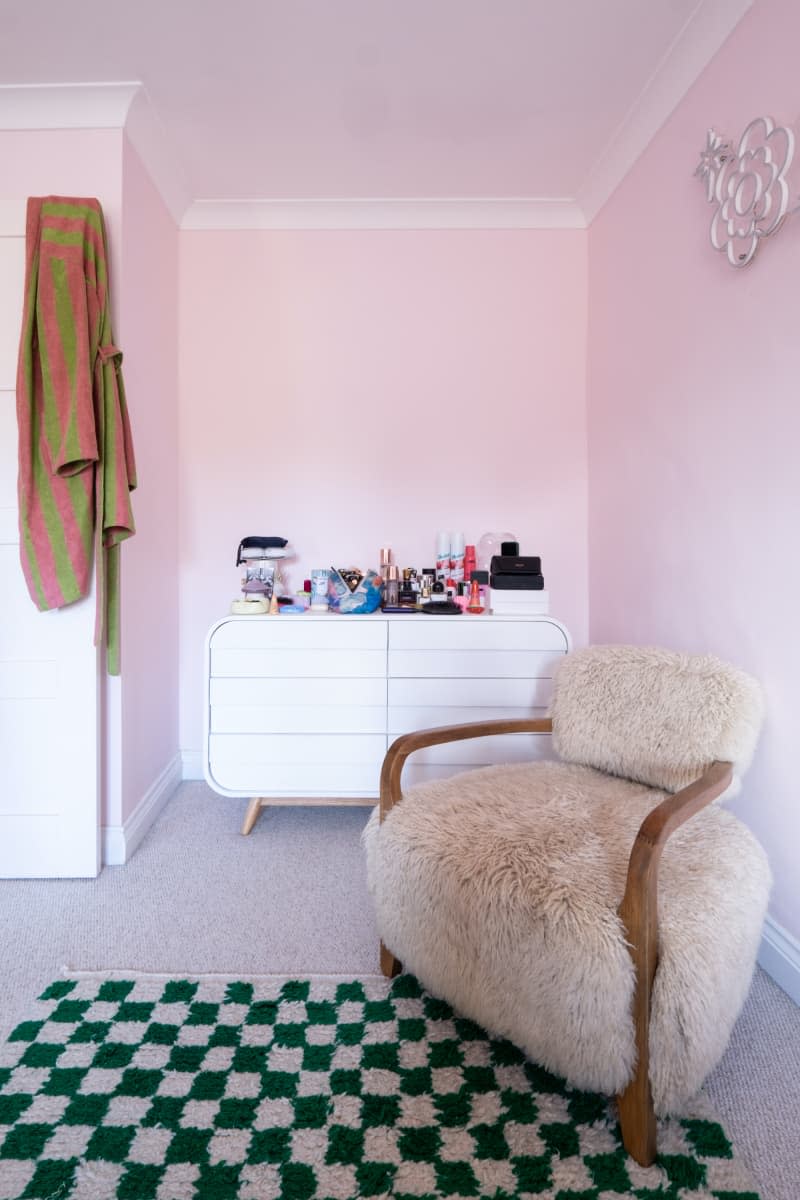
[0,974,760,1200]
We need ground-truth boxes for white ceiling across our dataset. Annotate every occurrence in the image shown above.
[0,0,751,226]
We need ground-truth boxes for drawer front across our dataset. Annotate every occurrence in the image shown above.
[388,677,553,708]
[210,617,387,651]
[388,705,547,734]
[211,648,385,678]
[388,618,568,652]
[388,649,564,679]
[212,704,386,735]
[211,677,387,708]
[208,733,385,795]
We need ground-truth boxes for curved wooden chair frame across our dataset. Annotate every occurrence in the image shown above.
[377,716,733,1167]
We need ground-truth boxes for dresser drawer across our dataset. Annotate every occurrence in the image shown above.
[211,676,386,708]
[210,617,387,651]
[388,648,564,679]
[388,677,553,708]
[211,647,386,678]
[208,733,384,795]
[388,705,547,735]
[388,618,568,652]
[211,704,386,735]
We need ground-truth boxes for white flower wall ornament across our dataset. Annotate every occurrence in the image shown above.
[695,116,799,267]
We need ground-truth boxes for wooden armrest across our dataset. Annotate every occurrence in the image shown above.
[379,717,553,820]
[616,759,734,1164]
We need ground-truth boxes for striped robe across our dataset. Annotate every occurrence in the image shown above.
[16,197,136,675]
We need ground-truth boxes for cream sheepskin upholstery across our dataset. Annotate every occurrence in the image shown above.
[363,646,770,1115]
[550,644,764,794]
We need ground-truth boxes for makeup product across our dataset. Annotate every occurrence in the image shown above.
[450,531,465,584]
[384,564,400,607]
[471,569,490,610]
[466,576,485,614]
[463,544,476,582]
[398,569,416,609]
[310,569,330,610]
[436,531,450,579]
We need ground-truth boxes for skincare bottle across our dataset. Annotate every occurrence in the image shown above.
[310,569,330,611]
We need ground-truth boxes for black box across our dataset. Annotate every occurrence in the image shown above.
[490,572,545,590]
[489,555,541,575]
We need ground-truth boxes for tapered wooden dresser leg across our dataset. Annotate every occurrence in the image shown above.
[241,797,265,836]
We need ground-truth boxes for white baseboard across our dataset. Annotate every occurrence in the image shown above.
[102,753,182,866]
[181,749,204,780]
[758,914,800,1006]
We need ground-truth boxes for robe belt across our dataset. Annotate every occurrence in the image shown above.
[98,343,122,365]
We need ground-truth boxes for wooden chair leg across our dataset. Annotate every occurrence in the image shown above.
[241,797,265,836]
[616,1031,657,1166]
[380,942,401,978]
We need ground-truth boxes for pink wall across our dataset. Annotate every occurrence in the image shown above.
[118,137,180,821]
[588,0,800,938]
[178,229,589,754]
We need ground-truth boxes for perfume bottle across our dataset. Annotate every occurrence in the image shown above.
[467,575,485,614]
[384,565,400,607]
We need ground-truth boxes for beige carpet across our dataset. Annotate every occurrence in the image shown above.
[0,780,798,1198]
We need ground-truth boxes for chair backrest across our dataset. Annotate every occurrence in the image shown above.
[550,644,763,793]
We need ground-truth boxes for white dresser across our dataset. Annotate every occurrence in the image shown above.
[204,613,570,829]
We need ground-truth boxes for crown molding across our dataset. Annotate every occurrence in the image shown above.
[181,197,587,232]
[577,0,754,223]
[0,82,139,130]
[0,83,190,226]
[124,87,191,226]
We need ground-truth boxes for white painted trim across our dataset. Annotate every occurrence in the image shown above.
[577,0,754,222]
[758,914,800,1006]
[180,197,587,232]
[0,83,188,228]
[0,82,138,130]
[102,753,182,866]
[124,87,191,226]
[181,750,204,781]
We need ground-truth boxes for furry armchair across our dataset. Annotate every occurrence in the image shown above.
[363,645,770,1166]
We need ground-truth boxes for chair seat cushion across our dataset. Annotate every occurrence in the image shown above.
[363,761,770,1114]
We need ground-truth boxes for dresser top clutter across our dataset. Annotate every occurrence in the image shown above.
[230,531,549,618]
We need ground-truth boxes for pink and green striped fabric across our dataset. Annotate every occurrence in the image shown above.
[16,197,136,675]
